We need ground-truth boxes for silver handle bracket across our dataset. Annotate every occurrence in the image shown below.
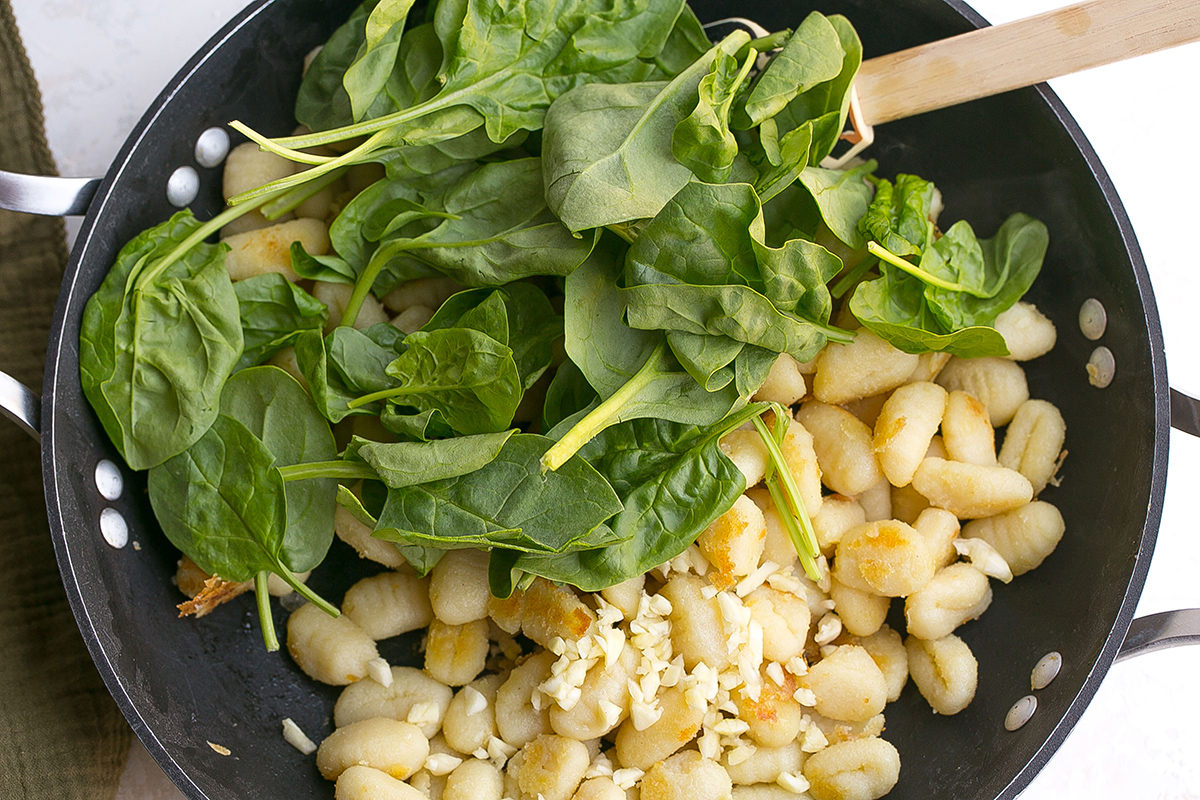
[0,371,41,442]
[1118,609,1200,662]
[0,170,100,216]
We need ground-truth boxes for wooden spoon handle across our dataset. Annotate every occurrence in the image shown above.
[855,0,1200,126]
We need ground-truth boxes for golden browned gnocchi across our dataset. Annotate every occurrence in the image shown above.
[641,751,733,800]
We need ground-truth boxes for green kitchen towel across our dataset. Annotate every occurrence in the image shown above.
[0,1,133,797]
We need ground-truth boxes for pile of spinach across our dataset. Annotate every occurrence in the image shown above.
[78,0,1048,650]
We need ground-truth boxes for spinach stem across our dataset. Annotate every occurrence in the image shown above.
[720,49,758,121]
[348,385,411,409]
[751,412,821,580]
[764,472,822,582]
[278,461,379,482]
[341,245,401,329]
[868,241,966,293]
[229,121,334,165]
[255,571,280,652]
[739,30,791,57]
[137,188,287,286]
[540,341,667,472]
[228,129,391,206]
[256,76,494,150]
[277,568,340,618]
[260,167,350,221]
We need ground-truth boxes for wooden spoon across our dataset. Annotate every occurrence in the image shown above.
[855,0,1200,126]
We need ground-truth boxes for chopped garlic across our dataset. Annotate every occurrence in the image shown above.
[814,613,843,646]
[599,699,624,729]
[366,657,393,687]
[424,753,463,776]
[735,561,778,597]
[800,718,829,753]
[281,718,317,755]
[726,743,757,765]
[785,656,808,677]
[612,768,645,790]
[486,735,517,766]
[712,718,750,736]
[584,751,614,779]
[777,771,811,794]
[766,661,786,686]
[407,701,441,728]
[955,537,1015,583]
[463,685,487,716]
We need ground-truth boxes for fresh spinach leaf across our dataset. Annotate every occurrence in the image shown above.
[752,121,814,205]
[542,235,754,470]
[623,180,846,362]
[328,325,406,393]
[794,161,877,250]
[219,367,339,572]
[848,264,1009,357]
[344,0,417,122]
[424,283,562,390]
[648,4,711,78]
[233,273,328,370]
[380,406,455,441]
[768,14,862,162]
[541,360,598,432]
[347,429,516,487]
[80,211,242,471]
[671,45,756,184]
[372,433,622,553]
[147,415,284,579]
[290,242,358,285]
[924,213,1048,330]
[858,173,939,257]
[295,0,377,131]
[363,326,521,435]
[735,12,844,129]
[542,31,749,233]
[850,212,1047,357]
[294,329,379,423]
[356,159,596,305]
[494,408,757,593]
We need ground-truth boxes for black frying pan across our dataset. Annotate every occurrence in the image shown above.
[2,0,1199,798]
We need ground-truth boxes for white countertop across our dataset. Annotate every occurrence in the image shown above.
[10,0,1200,798]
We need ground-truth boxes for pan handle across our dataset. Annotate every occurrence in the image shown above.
[1117,609,1200,661]
[0,371,40,442]
[0,170,100,216]
[1170,389,1200,438]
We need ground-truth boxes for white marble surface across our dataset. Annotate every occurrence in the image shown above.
[8,0,1200,798]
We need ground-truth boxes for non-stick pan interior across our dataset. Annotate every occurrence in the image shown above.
[42,1,1169,799]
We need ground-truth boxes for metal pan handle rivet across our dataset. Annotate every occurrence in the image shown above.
[167,166,200,208]
[95,459,124,501]
[1005,695,1038,731]
[99,507,128,549]
[1031,651,1062,690]
[195,127,231,169]
[1078,298,1107,340]
[1087,346,1115,388]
